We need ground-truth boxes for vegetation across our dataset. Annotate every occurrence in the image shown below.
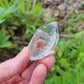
[0,0,84,84]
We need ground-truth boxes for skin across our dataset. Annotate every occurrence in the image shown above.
[0,39,55,84]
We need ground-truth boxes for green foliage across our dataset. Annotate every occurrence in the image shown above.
[45,36,84,84]
[0,0,45,51]
[47,17,56,23]
[44,11,84,84]
[65,12,84,32]
[20,0,43,26]
[0,0,17,8]
[0,28,12,48]
[80,14,84,21]
[0,1,20,23]
[0,0,44,41]
[0,0,84,84]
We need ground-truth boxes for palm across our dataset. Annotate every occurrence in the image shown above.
[6,61,45,84]
[2,54,54,84]
[0,38,55,84]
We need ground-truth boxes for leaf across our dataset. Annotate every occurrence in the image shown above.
[0,28,12,48]
[56,66,77,84]
[0,1,5,7]
[74,32,82,38]
[0,1,21,20]
[48,18,56,23]
[44,79,51,84]
[58,50,63,57]
[20,0,25,12]
[27,0,32,11]
[52,76,61,84]
[0,19,5,24]
[58,58,70,68]
[0,35,10,44]
[0,42,12,48]
[11,0,17,3]
[0,7,5,14]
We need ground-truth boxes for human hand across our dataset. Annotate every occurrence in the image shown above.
[0,40,55,84]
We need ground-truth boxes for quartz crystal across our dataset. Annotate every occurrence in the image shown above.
[28,21,59,61]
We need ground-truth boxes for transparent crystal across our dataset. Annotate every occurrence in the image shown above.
[28,21,59,61]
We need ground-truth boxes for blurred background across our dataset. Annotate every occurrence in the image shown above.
[0,0,84,84]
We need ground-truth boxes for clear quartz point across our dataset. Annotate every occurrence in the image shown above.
[28,21,59,61]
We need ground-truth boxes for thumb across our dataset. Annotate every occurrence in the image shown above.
[0,47,30,83]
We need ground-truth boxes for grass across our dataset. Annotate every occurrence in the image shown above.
[0,0,45,43]
[45,37,84,84]
[44,7,84,84]
[0,28,12,48]
[0,0,84,84]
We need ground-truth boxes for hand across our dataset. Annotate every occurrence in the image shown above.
[0,47,55,84]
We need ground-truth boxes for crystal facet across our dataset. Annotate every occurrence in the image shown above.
[28,21,59,61]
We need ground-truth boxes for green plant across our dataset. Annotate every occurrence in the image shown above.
[0,1,20,23]
[44,35,84,84]
[44,9,84,84]
[47,17,56,23]
[65,12,83,32]
[0,28,12,48]
[0,1,83,84]
[1,0,45,42]
[19,0,45,35]
[0,0,17,8]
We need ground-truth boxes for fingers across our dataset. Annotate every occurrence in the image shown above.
[27,55,55,84]
[6,61,37,84]
[11,54,55,84]
[22,61,38,80]
[0,47,30,83]
[38,55,55,73]
[27,38,55,84]
[6,75,23,84]
[36,39,46,48]
[29,64,47,84]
